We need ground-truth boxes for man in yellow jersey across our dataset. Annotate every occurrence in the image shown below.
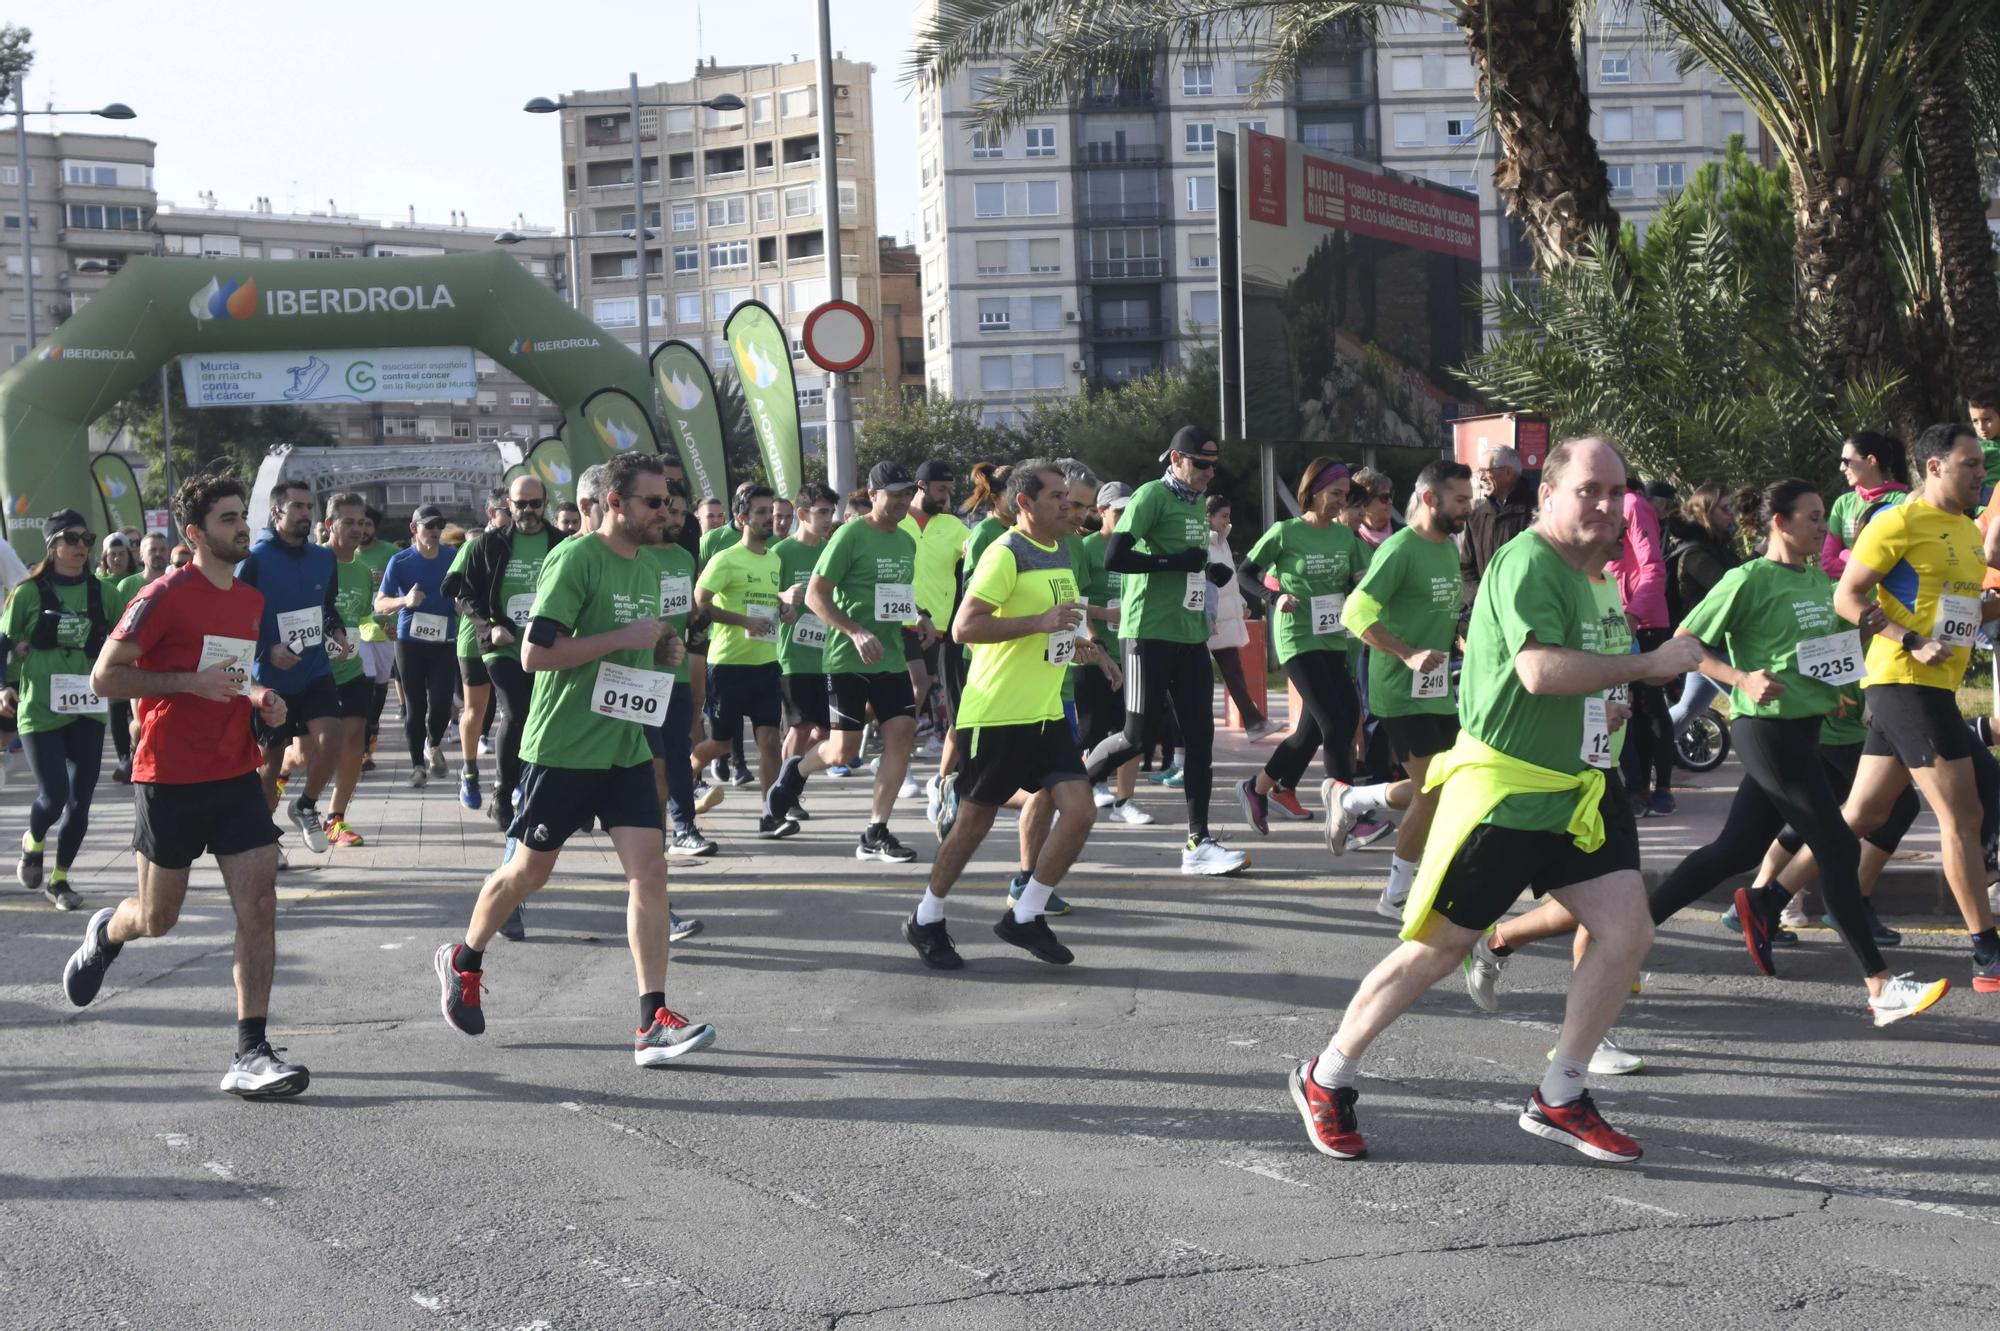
[899,461,967,771]
[1835,421,2000,991]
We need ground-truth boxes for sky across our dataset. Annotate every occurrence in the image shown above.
[14,0,924,243]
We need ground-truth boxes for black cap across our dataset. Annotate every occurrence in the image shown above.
[1158,424,1218,463]
[914,460,953,483]
[1643,480,1678,503]
[43,509,87,544]
[868,461,917,493]
[413,504,447,525]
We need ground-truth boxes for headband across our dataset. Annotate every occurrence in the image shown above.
[1307,464,1351,499]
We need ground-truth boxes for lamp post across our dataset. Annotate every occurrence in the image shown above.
[814,0,854,496]
[9,93,136,352]
[526,84,743,360]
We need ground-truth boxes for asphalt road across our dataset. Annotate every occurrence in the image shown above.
[2,735,1996,1331]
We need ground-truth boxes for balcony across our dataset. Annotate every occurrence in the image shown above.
[1090,316,1164,339]
[1081,200,1163,224]
[1077,143,1166,167]
[1294,71,1376,105]
[1078,86,1157,111]
[1299,136,1379,162]
[1085,258,1163,280]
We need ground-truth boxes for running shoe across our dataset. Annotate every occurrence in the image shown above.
[44,880,81,911]
[1146,764,1183,785]
[765,755,805,820]
[924,774,943,826]
[326,819,365,848]
[1868,974,1949,1027]
[112,758,133,785]
[478,735,493,757]
[290,798,329,855]
[757,814,801,840]
[1320,779,1360,857]
[857,827,917,863]
[1648,790,1677,817]
[1547,1037,1644,1076]
[1092,783,1115,809]
[1009,883,1072,916]
[1243,715,1279,741]
[277,844,290,872]
[633,1009,717,1066]
[1779,894,1812,930]
[829,763,853,778]
[1462,933,1508,1013]
[1731,886,1776,977]
[902,913,963,969]
[1347,818,1394,851]
[427,742,448,777]
[993,909,1074,965]
[898,773,922,801]
[694,782,725,815]
[1268,789,1312,821]
[1288,1060,1365,1160]
[1180,835,1249,876]
[729,766,755,788]
[219,1043,311,1100]
[1235,777,1270,835]
[1373,888,1405,923]
[61,906,122,1007]
[362,758,376,774]
[1721,902,1797,947]
[933,773,960,846]
[498,905,526,942]
[669,830,717,858]
[790,803,812,821]
[1518,1089,1641,1163]
[1973,948,2000,994]
[459,773,482,809]
[17,832,42,891]
[433,943,486,1036]
[1109,799,1154,825]
[670,913,704,942]
[1160,767,1185,789]
[407,767,429,789]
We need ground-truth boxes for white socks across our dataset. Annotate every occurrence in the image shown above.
[1311,1043,1360,1090]
[915,889,947,926]
[1012,877,1054,922]
[1540,1053,1589,1107]
[1341,782,1395,815]
[1384,855,1417,903]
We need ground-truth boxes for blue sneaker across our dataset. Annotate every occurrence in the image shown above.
[1722,901,1796,947]
[829,763,853,778]
[460,773,482,810]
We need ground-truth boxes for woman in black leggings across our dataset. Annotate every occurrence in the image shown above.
[1645,478,1947,1026]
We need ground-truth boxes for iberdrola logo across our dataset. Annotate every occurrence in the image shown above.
[190,275,258,323]
[96,473,128,500]
[592,414,640,452]
[534,458,573,486]
[8,492,30,516]
[661,370,705,411]
[733,336,781,390]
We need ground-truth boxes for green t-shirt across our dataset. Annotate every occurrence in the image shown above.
[698,523,743,567]
[962,516,1009,590]
[1821,685,1868,747]
[641,541,698,684]
[696,541,782,667]
[1244,518,1371,663]
[1114,480,1209,645]
[115,569,155,604]
[813,516,917,676]
[1586,572,1633,766]
[1678,558,1849,722]
[1826,488,1908,558]
[448,535,481,659]
[354,541,396,643]
[1,577,98,734]
[328,555,373,686]
[959,531,1080,729]
[519,534,664,771]
[1345,525,1461,718]
[485,528,555,663]
[1982,437,2000,493]
[772,535,829,676]
[1060,532,1089,703]
[1459,531,1609,832]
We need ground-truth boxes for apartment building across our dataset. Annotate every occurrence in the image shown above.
[553,56,882,456]
[876,236,925,400]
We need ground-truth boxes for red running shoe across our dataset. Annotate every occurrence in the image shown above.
[1289,1060,1365,1159]
[1731,886,1776,977]
[1268,788,1312,821]
[1518,1089,1641,1163]
[433,942,485,1036]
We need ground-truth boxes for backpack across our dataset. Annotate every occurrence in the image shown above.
[27,571,108,656]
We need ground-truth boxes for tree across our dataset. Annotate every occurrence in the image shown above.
[854,386,1013,484]
[0,25,31,106]
[1911,6,2000,399]
[98,374,336,506]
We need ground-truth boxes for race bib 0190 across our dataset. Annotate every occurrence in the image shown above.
[589,660,670,724]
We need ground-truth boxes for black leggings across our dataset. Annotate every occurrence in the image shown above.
[108,700,132,764]
[485,655,533,813]
[1264,650,1359,790]
[1650,715,1885,977]
[1085,639,1215,836]
[1777,740,1920,857]
[23,720,104,869]
[1621,627,1676,797]
[1211,646,1264,727]
[396,640,457,765]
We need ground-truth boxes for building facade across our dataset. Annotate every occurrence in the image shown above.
[876,236,924,402]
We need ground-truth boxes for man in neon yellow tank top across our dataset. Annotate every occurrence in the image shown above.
[1288,437,1702,1167]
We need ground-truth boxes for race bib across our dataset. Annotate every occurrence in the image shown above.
[409,612,450,644]
[589,660,670,724]
[659,575,692,620]
[874,582,917,623]
[1182,573,1207,613]
[1934,594,1979,649]
[791,613,828,651]
[49,672,105,715]
[199,635,256,697]
[1310,593,1347,637]
[1795,630,1863,685]
[1411,659,1450,700]
[276,606,322,656]
[1582,696,1615,769]
[1045,630,1077,668]
[506,592,536,626]
[746,604,779,640]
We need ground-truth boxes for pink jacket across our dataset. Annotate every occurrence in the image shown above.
[1614,490,1669,630]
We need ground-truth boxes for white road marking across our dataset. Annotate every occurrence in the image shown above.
[1604,1194,1681,1217]
[1217,1158,1312,1189]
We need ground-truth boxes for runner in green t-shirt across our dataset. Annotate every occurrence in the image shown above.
[1318,461,1475,917]
[443,493,504,810]
[320,494,376,849]
[94,534,140,785]
[692,484,794,839]
[1292,437,1702,1167]
[434,452,716,1069]
[765,462,925,863]
[772,483,840,775]
[352,509,398,768]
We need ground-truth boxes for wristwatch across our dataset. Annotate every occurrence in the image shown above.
[1901,630,1922,651]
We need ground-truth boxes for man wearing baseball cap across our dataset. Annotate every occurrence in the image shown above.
[1082,426,1249,875]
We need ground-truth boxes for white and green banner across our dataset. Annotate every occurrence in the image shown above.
[650,340,730,504]
[525,436,577,510]
[180,345,477,407]
[575,387,659,459]
[723,300,802,500]
[89,454,144,535]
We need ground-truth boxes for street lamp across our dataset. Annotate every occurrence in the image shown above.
[524,82,745,358]
[9,93,140,350]
[495,228,657,314]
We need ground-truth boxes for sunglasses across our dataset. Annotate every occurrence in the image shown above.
[1178,453,1216,470]
[512,498,545,510]
[52,530,92,547]
[420,520,446,531]
[620,494,669,510]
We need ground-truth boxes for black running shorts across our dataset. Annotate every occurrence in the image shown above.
[956,718,1087,807]
[713,661,783,733]
[333,674,374,721]
[253,674,340,748]
[783,671,830,730]
[1861,682,1972,769]
[132,773,282,870]
[508,761,662,852]
[1430,776,1641,932]
[1383,713,1461,765]
[829,670,916,731]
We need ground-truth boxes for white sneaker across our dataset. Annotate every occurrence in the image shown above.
[1462,933,1508,1013]
[1373,888,1406,923]
[898,773,922,800]
[220,1042,311,1099]
[407,767,429,789]
[1109,799,1154,826]
[426,742,447,777]
[1868,973,1949,1027]
[924,775,942,825]
[1779,892,1812,930]
[1320,778,1360,857]
[1092,782,1115,809]
[1180,835,1249,876]
[478,736,493,757]
[1586,1036,1644,1076]
[1243,715,1279,741]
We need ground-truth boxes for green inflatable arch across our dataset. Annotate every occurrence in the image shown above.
[0,251,664,562]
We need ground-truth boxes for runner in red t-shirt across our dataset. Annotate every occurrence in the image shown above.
[59,474,311,1100]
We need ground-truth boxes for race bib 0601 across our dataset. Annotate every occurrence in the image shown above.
[1582,696,1615,769]
[589,660,670,724]
[1310,593,1347,637]
[1794,630,1863,685]
[791,613,829,651]
[49,672,105,715]
[276,606,322,656]
[874,582,916,623]
[409,612,450,644]
[199,635,256,697]
[1182,573,1207,613]
[1934,594,1979,649]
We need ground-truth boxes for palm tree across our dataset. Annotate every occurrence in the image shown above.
[907,0,1620,271]
[1911,7,2000,399]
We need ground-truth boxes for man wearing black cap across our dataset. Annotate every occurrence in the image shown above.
[1081,426,1250,875]
[764,462,924,863]
[899,459,968,779]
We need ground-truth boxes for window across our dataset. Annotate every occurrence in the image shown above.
[1029,238,1060,271]
[1239,118,1267,135]
[838,182,857,214]
[797,385,825,410]
[787,277,828,310]
[1394,113,1426,147]
[4,255,42,276]
[1182,62,1214,96]
[927,311,940,350]
[971,129,1004,159]
[980,355,1011,392]
[510,391,533,408]
[2,213,32,230]
[1185,121,1216,154]
[703,101,744,129]
[712,287,748,321]
[1445,58,1476,90]
[1189,290,1220,326]
[677,292,702,325]
[1721,110,1746,142]
[978,298,1012,331]
[673,244,699,273]
[1446,169,1478,194]
[784,183,817,217]
[61,158,151,189]
[0,166,32,185]
[1033,355,1064,389]
[1444,117,1476,145]
[1601,54,1631,83]
[1602,108,1633,141]
[1392,56,1423,91]
[973,181,1060,217]
[708,239,749,270]
[751,94,772,124]
[1233,61,1264,95]
[704,195,747,227]
[1185,175,1215,212]
[1654,106,1685,141]
[1188,232,1217,269]
[1608,165,1633,197]
[1655,162,1685,192]
[970,66,1002,94]
[759,283,781,309]
[1030,295,1061,331]
[756,191,776,222]
[672,203,697,232]
[63,203,145,231]
[1024,126,1056,157]
[779,87,815,118]
[477,425,500,440]
[593,297,638,328]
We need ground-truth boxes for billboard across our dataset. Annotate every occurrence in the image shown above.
[1231,130,1483,452]
[180,346,478,407]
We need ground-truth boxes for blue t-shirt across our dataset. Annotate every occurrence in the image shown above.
[379,544,458,642]
[236,530,337,690]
